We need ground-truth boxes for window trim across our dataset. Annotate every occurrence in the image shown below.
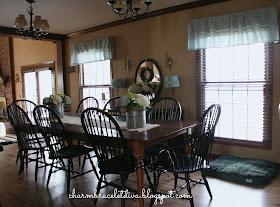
[196,44,273,149]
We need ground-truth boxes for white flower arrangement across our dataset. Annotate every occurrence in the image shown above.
[43,94,71,108]
[128,82,159,96]
[118,92,150,111]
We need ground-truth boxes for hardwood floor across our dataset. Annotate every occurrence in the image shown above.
[0,143,279,207]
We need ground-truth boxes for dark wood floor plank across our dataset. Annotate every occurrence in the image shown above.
[0,144,279,207]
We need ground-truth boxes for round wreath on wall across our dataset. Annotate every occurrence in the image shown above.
[140,67,154,82]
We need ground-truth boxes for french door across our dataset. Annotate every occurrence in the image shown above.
[23,69,54,105]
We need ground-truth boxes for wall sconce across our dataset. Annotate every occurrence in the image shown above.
[165,75,180,98]
[15,73,20,83]
[125,57,131,71]
[111,78,124,97]
[165,52,172,70]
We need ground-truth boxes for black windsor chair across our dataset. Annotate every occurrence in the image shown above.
[150,104,221,207]
[103,96,125,120]
[76,96,99,167]
[33,105,99,193]
[76,96,99,114]
[7,104,47,181]
[145,97,183,188]
[12,99,37,163]
[81,108,137,207]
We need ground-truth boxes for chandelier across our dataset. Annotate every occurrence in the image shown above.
[14,0,50,40]
[107,0,152,19]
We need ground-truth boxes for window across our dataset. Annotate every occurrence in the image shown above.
[80,60,111,108]
[197,43,273,147]
[22,62,55,105]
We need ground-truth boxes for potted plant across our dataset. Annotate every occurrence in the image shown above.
[118,92,150,129]
[43,94,71,118]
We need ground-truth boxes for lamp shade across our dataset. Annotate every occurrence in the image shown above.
[165,76,180,88]
[111,78,124,88]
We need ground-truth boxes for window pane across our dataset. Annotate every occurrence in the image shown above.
[83,87,110,109]
[82,60,111,86]
[24,72,37,104]
[38,70,52,104]
[80,60,111,109]
[203,43,268,142]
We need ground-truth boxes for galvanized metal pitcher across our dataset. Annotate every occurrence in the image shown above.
[125,109,146,129]
[49,104,64,119]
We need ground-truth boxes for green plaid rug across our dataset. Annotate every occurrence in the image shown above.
[207,155,278,185]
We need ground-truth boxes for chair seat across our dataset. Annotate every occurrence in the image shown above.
[154,152,209,173]
[49,145,93,159]
[99,154,135,175]
[23,142,47,150]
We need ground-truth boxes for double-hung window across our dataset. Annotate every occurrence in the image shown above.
[196,43,273,147]
[71,37,114,109]
[189,7,279,148]
[79,60,111,109]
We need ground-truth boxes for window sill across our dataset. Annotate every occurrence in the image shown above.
[214,137,271,150]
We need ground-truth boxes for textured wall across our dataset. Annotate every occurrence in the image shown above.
[65,0,280,163]
[12,38,58,100]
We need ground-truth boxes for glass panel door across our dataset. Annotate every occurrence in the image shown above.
[38,70,52,104]
[24,72,37,104]
[24,70,53,105]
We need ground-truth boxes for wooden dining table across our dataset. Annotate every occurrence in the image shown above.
[62,112,196,207]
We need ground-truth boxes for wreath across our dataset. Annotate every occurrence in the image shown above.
[140,67,154,82]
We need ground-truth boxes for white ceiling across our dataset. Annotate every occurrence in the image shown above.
[0,0,198,35]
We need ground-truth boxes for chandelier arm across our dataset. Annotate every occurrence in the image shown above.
[130,4,150,16]
[27,2,34,33]
[110,3,129,17]
[108,0,151,19]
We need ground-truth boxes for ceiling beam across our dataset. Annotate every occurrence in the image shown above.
[0,26,67,41]
[67,0,231,38]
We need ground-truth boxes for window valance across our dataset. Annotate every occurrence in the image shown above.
[188,7,279,50]
[71,37,114,66]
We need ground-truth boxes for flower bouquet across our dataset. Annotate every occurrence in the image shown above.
[118,92,150,129]
[43,94,71,108]
[128,82,160,100]
[118,92,150,111]
[43,94,71,119]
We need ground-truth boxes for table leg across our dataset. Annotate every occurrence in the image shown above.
[131,141,145,207]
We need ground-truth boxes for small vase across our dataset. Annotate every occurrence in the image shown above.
[125,109,146,129]
[48,103,64,119]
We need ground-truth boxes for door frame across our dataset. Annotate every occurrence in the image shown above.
[21,61,56,104]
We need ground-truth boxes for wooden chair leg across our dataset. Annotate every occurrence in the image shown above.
[81,155,87,171]
[16,150,21,163]
[47,160,54,186]
[94,175,103,205]
[25,150,28,169]
[173,172,178,190]
[35,150,39,181]
[120,174,127,207]
[19,152,25,176]
[87,153,99,180]
[186,176,194,207]
[202,170,212,199]
[150,170,161,207]
[67,158,72,194]
[144,166,153,190]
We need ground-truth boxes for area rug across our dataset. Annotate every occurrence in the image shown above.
[0,134,17,145]
[207,155,278,185]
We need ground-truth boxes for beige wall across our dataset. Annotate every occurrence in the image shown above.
[13,38,63,100]
[65,0,280,163]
